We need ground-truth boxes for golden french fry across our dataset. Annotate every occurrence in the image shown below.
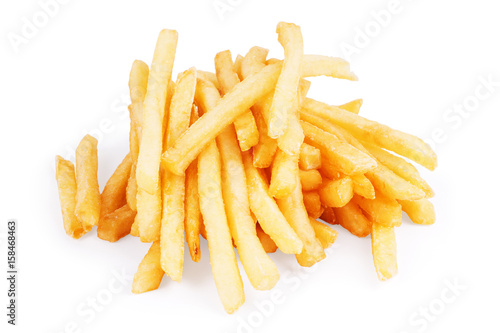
[97,205,136,242]
[126,163,138,211]
[197,70,221,91]
[319,177,354,208]
[128,60,149,162]
[301,55,357,80]
[100,154,133,220]
[277,174,325,267]
[371,223,398,281]
[162,62,282,175]
[185,159,201,262]
[130,218,139,237]
[252,106,278,168]
[55,156,85,239]
[320,207,337,225]
[256,223,278,253]
[364,143,434,198]
[160,68,197,282]
[241,46,269,79]
[215,50,259,151]
[301,120,376,175]
[136,184,162,242]
[75,135,100,232]
[333,200,371,237]
[198,134,244,314]
[268,22,303,139]
[243,151,303,254]
[299,169,322,191]
[132,241,165,294]
[299,143,321,170]
[196,78,279,290]
[302,98,437,170]
[269,148,299,199]
[309,218,338,249]
[302,191,323,219]
[136,29,178,194]
[233,54,244,79]
[353,193,402,228]
[349,173,375,200]
[399,199,435,225]
[339,99,363,114]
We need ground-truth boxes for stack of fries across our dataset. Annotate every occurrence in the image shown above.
[55,22,437,313]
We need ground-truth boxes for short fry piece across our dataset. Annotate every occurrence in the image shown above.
[302,191,323,219]
[56,156,85,239]
[350,173,376,200]
[132,242,165,294]
[354,193,402,228]
[97,205,136,242]
[319,177,354,208]
[243,151,303,254]
[310,218,338,249]
[301,55,357,80]
[299,143,321,170]
[268,22,303,139]
[100,154,133,220]
[320,207,337,225]
[75,135,100,232]
[269,149,299,199]
[371,223,398,281]
[136,29,178,194]
[333,200,371,237]
[399,199,435,225]
[299,169,322,191]
[252,107,278,168]
[256,223,278,253]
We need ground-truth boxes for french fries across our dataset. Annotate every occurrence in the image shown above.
[75,135,100,232]
[56,156,85,239]
[57,22,437,312]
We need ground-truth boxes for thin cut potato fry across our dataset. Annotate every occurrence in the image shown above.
[196,78,279,290]
[276,78,310,156]
[364,143,434,198]
[100,154,133,220]
[252,106,278,168]
[301,55,357,80]
[136,184,162,242]
[132,241,165,294]
[233,54,244,79]
[333,200,372,237]
[299,169,322,191]
[185,107,201,262]
[215,50,259,151]
[353,193,402,228]
[350,173,375,200]
[277,174,325,267]
[309,218,338,249]
[136,29,178,194]
[160,68,197,282]
[269,149,299,199]
[319,177,354,208]
[320,207,337,225]
[302,191,323,219]
[301,120,377,175]
[97,205,136,242]
[128,60,149,161]
[268,22,303,139]
[299,143,321,170]
[302,98,437,170]
[198,133,244,314]
[256,223,278,253]
[162,62,282,175]
[55,156,85,239]
[243,151,303,254]
[371,223,398,281]
[75,135,100,232]
[339,99,363,114]
[197,70,221,91]
[241,46,269,79]
[126,164,138,211]
[130,219,139,237]
[399,199,435,225]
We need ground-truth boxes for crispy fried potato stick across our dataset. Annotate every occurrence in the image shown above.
[320,207,337,225]
[136,29,178,194]
[301,55,357,80]
[333,200,372,237]
[136,183,162,242]
[97,205,136,242]
[268,22,303,139]
[256,223,278,253]
[319,177,354,208]
[309,218,338,249]
[162,62,282,175]
[371,223,398,281]
[100,154,132,220]
[243,151,303,254]
[299,169,322,191]
[339,99,363,114]
[75,135,100,232]
[302,98,437,170]
[195,78,279,290]
[269,149,299,199]
[132,241,165,294]
[302,191,323,219]
[299,143,321,170]
[56,156,85,239]
[215,50,259,151]
[160,68,197,282]
[399,199,435,225]
[277,174,325,267]
[353,193,402,228]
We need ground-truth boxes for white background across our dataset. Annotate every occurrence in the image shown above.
[1,0,499,332]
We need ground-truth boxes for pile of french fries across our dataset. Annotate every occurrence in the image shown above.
[55,22,437,313]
